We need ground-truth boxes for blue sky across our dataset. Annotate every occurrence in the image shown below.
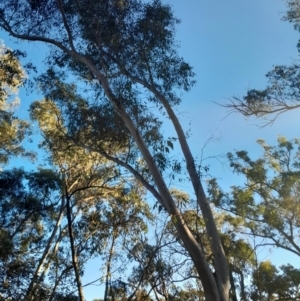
[169,0,300,283]
[1,0,300,300]
[168,0,300,184]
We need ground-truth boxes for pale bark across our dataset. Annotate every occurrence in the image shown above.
[95,48,229,299]
[96,50,230,299]
[104,233,116,301]
[62,57,222,299]
[160,99,230,301]
[115,70,230,301]
[92,74,220,301]
[65,190,85,301]
[1,14,229,301]
[25,198,66,301]
[40,226,65,281]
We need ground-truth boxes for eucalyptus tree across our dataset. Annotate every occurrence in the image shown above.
[165,190,256,301]
[30,98,152,301]
[0,97,151,301]
[0,1,229,299]
[0,165,93,301]
[0,44,82,301]
[0,41,152,301]
[0,168,63,301]
[208,137,300,259]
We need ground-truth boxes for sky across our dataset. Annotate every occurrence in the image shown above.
[168,0,300,187]
[169,0,300,284]
[1,0,300,300]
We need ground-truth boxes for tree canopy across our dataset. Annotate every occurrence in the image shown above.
[0,0,230,300]
[0,43,32,165]
[209,137,300,256]
[1,1,300,301]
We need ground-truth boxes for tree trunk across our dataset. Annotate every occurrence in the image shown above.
[104,234,116,301]
[238,270,247,301]
[104,69,229,299]
[25,198,66,301]
[91,73,220,301]
[229,268,238,301]
[162,99,230,301]
[0,36,227,300]
[0,1,231,296]
[65,189,85,301]
[119,71,230,301]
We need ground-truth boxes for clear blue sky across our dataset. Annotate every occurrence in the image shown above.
[1,0,300,300]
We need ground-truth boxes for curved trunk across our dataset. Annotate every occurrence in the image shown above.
[120,73,230,301]
[90,73,220,300]
[0,0,231,296]
[0,35,227,299]
[161,99,230,301]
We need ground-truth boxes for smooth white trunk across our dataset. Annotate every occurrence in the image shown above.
[92,74,221,300]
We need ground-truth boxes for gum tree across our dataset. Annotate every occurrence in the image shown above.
[0,1,229,299]
[28,99,152,301]
[209,137,300,259]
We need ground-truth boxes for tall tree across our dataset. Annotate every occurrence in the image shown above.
[208,137,300,258]
[0,96,152,301]
[0,0,229,299]
[0,168,65,301]
[250,261,300,301]
[166,190,256,301]
[29,98,152,301]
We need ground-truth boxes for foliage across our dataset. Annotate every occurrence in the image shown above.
[153,189,256,301]
[223,1,300,125]
[208,137,300,257]
[0,168,62,300]
[251,261,300,301]
[0,43,32,165]
[0,0,230,299]
[0,94,153,301]
[0,43,25,103]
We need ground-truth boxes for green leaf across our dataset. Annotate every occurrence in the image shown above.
[167,139,174,150]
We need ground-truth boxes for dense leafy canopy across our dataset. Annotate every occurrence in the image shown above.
[0,0,231,299]
[0,44,32,165]
[0,1,300,301]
